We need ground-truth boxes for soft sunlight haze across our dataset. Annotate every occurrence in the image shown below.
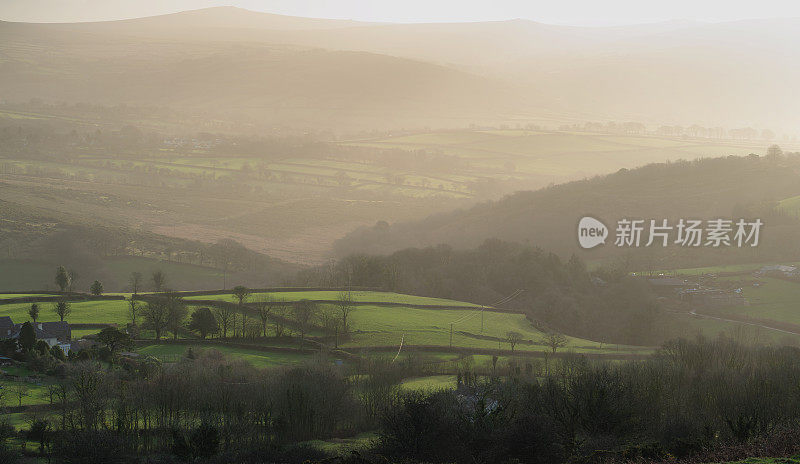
[2,0,800,25]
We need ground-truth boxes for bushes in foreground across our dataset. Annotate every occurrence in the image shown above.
[377,337,800,463]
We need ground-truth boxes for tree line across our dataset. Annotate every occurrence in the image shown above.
[298,239,668,346]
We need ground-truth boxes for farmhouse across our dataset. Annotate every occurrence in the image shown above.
[0,316,72,353]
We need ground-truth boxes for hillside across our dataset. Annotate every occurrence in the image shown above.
[334,154,800,269]
[2,8,798,131]
[0,18,525,130]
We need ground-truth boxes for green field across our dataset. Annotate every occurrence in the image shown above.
[709,277,800,328]
[184,290,482,307]
[339,304,644,353]
[137,344,316,368]
[0,300,129,325]
[718,458,800,464]
[0,378,52,407]
[0,294,55,300]
[400,375,457,391]
[0,257,238,293]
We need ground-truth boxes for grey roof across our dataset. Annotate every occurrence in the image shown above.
[0,317,13,332]
[1,318,71,342]
[36,322,71,341]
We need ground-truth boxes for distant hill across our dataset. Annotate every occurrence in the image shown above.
[0,17,526,130]
[334,154,800,269]
[1,8,799,131]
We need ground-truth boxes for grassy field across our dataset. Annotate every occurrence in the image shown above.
[339,304,645,353]
[0,257,242,293]
[184,290,482,307]
[137,344,317,368]
[0,294,56,300]
[400,375,457,391]
[342,130,773,180]
[0,300,129,325]
[718,458,800,463]
[0,290,651,355]
[709,277,800,328]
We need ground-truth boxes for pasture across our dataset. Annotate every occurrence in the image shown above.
[709,277,800,328]
[342,130,772,180]
[183,290,482,307]
[137,344,316,368]
[0,299,129,325]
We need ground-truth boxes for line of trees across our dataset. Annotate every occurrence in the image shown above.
[5,337,800,463]
[134,288,355,345]
[299,240,669,346]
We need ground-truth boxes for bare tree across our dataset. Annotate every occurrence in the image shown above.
[143,300,169,340]
[543,332,568,354]
[52,298,71,322]
[231,285,251,335]
[335,290,354,335]
[213,305,234,339]
[129,271,143,295]
[255,297,272,337]
[506,331,523,353]
[165,294,187,340]
[12,384,28,407]
[151,270,166,292]
[293,300,317,349]
[127,297,141,326]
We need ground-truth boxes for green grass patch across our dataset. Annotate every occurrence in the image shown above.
[137,344,315,368]
[185,290,482,307]
[710,277,800,328]
[400,375,457,391]
[0,300,128,325]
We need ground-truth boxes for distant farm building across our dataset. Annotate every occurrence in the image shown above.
[0,316,72,353]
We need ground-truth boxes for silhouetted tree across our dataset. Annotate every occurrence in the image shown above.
[543,332,568,353]
[55,266,69,292]
[143,300,169,340]
[506,331,522,353]
[18,322,35,351]
[28,303,39,324]
[151,270,166,292]
[52,299,71,322]
[188,308,218,339]
[129,271,143,295]
[90,280,104,296]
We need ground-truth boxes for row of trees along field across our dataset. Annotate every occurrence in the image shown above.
[3,337,800,463]
[298,239,667,346]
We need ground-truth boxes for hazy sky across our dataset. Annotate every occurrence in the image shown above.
[2,0,799,25]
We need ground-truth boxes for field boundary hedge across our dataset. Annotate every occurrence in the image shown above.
[0,294,126,305]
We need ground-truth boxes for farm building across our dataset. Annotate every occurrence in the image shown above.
[0,316,72,353]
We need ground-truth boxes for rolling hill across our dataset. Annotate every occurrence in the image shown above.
[1,8,799,131]
[0,17,526,130]
[2,7,798,131]
[334,154,800,269]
